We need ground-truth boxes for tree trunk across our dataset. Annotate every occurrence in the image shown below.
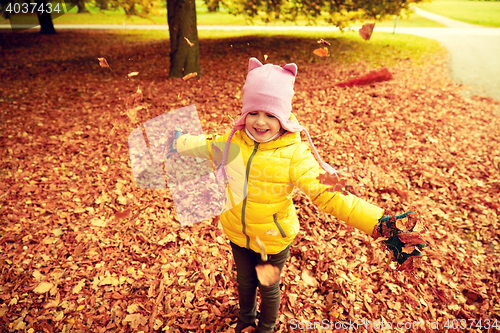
[36,0,56,34]
[167,0,201,79]
[77,0,89,13]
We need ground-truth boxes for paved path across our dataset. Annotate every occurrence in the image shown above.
[410,8,500,106]
[1,9,499,104]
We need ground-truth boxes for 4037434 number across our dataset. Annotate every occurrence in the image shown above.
[5,2,61,14]
[443,318,498,330]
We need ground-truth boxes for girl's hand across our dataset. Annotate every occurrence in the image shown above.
[374,211,428,272]
[166,126,183,159]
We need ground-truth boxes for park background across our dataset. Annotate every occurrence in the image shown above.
[0,0,499,332]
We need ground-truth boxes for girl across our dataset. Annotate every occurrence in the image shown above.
[172,58,422,333]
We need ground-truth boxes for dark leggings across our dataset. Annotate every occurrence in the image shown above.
[230,241,290,333]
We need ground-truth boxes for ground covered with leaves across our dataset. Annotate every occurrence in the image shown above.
[0,30,499,332]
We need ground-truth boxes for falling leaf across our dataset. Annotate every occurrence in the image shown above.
[317,172,349,195]
[359,23,375,41]
[313,47,328,57]
[33,282,54,294]
[182,72,197,81]
[255,264,280,286]
[97,57,112,71]
[264,54,268,61]
[317,38,331,46]
[265,228,279,236]
[184,37,194,46]
[128,72,139,77]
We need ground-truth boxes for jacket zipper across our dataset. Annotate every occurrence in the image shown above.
[242,142,260,249]
[273,213,287,238]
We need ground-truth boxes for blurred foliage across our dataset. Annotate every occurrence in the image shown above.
[220,0,429,28]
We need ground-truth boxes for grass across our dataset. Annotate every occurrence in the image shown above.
[0,1,444,27]
[111,28,446,68]
[418,0,500,27]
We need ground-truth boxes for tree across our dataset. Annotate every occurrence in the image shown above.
[68,0,90,13]
[0,0,57,34]
[36,0,56,33]
[167,0,201,78]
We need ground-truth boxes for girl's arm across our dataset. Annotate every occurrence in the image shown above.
[175,132,230,164]
[289,143,384,236]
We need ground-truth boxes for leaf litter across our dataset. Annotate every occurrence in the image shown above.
[0,31,499,332]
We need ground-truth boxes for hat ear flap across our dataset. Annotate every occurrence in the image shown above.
[282,63,298,77]
[248,57,264,72]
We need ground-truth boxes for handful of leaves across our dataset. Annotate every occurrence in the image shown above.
[373,211,428,273]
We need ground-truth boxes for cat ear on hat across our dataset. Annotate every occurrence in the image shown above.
[282,63,298,77]
[248,57,263,72]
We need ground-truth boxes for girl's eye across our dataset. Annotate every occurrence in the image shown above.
[267,114,275,118]
[249,112,257,115]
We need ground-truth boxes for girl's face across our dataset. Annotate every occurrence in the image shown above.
[245,111,281,142]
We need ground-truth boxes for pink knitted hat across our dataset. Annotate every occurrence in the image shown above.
[217,58,336,182]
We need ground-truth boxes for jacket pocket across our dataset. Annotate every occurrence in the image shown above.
[273,213,286,238]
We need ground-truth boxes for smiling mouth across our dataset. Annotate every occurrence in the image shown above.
[254,128,269,134]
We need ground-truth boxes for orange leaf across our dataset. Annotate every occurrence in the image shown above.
[359,23,375,41]
[335,68,392,88]
[301,270,318,288]
[184,37,194,47]
[256,264,280,286]
[313,47,328,57]
[317,172,349,195]
[97,57,112,71]
[398,233,426,246]
[182,72,197,81]
[114,209,130,219]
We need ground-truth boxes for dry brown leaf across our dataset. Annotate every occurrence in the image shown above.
[301,270,318,288]
[182,72,197,81]
[256,264,280,286]
[359,23,375,41]
[33,282,54,294]
[97,57,112,70]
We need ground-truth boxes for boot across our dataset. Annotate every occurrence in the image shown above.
[235,318,256,333]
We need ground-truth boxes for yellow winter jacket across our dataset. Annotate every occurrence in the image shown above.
[176,117,385,255]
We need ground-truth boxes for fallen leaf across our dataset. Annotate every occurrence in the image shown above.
[128,72,139,77]
[33,282,54,294]
[115,209,130,219]
[301,270,319,288]
[335,68,392,87]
